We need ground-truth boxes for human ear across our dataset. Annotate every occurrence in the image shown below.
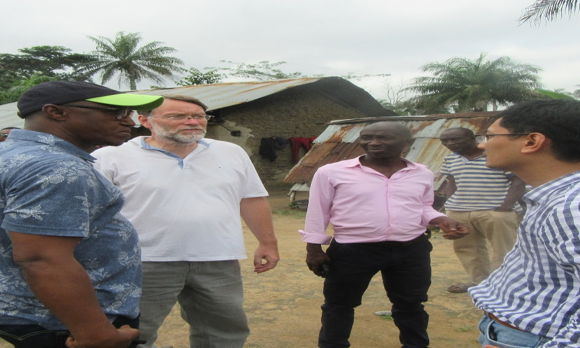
[138,114,153,129]
[520,133,547,154]
[41,104,67,121]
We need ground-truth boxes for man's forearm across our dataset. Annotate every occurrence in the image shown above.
[12,232,123,347]
[21,259,120,344]
[240,197,277,245]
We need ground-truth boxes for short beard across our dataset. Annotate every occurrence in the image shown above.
[150,122,206,144]
[172,131,205,143]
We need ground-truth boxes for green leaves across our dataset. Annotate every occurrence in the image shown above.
[407,53,543,113]
[520,0,579,25]
[77,32,184,90]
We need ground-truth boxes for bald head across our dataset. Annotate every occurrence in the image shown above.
[362,122,412,140]
[359,122,412,159]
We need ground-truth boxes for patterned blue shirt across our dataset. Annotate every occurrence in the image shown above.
[0,130,141,329]
[469,171,580,347]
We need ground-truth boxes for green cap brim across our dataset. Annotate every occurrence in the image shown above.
[86,94,164,110]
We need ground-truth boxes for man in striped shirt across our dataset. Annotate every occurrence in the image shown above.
[469,99,580,347]
[440,127,525,293]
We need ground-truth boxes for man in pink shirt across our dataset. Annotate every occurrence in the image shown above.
[300,122,468,348]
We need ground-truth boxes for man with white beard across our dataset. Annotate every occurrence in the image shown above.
[92,95,279,348]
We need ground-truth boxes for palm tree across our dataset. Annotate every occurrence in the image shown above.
[80,32,184,90]
[408,53,542,112]
[520,0,579,24]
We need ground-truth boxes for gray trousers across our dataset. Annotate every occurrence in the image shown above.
[137,260,249,348]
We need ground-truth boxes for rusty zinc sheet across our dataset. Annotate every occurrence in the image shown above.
[283,112,499,191]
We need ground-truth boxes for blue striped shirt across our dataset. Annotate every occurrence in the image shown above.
[441,153,519,211]
[469,171,580,347]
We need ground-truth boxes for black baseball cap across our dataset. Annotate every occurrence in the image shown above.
[17,81,164,118]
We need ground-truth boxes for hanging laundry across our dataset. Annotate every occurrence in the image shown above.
[289,137,317,163]
[259,137,289,162]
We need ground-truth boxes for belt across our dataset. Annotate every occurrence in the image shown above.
[485,312,523,332]
[376,230,431,249]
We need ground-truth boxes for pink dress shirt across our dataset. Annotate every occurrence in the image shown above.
[299,157,445,245]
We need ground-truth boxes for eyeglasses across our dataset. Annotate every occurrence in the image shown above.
[475,134,529,143]
[64,104,134,120]
[154,114,213,121]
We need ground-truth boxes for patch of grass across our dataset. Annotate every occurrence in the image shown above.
[272,209,307,219]
[378,314,394,321]
[455,325,474,332]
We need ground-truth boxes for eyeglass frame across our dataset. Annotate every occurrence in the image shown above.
[475,133,529,143]
[151,114,213,121]
[62,104,134,120]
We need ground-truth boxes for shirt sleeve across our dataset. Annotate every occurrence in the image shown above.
[440,156,451,176]
[298,168,334,245]
[1,157,94,237]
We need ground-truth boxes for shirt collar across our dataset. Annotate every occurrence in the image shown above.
[455,153,486,162]
[134,136,213,169]
[345,155,418,170]
[8,129,95,162]
[524,171,580,205]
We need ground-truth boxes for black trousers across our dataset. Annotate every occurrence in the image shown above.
[319,238,432,348]
[0,315,139,348]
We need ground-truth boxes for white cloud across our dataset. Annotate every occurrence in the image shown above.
[2,0,579,97]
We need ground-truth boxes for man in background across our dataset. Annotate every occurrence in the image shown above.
[301,122,468,348]
[0,81,163,348]
[92,95,279,348]
[439,127,525,293]
[470,99,580,347]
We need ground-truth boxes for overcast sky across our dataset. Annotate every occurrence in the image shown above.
[2,0,579,100]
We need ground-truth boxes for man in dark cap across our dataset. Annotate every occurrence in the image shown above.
[0,81,163,348]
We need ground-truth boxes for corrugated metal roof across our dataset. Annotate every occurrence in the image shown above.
[284,112,499,192]
[0,78,324,129]
[132,77,324,111]
[0,76,394,128]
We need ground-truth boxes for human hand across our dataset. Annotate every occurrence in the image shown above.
[484,345,500,348]
[253,243,280,273]
[306,244,332,277]
[494,207,514,212]
[65,325,140,348]
[429,217,469,240]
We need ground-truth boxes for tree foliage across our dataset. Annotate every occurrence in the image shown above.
[0,74,58,104]
[0,46,94,103]
[176,68,223,86]
[206,60,389,83]
[78,32,184,90]
[208,60,305,81]
[0,46,92,90]
[520,0,579,24]
[408,53,543,113]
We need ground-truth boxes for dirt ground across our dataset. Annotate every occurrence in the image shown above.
[152,189,482,348]
[0,189,483,348]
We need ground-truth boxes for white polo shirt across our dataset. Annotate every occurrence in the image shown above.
[92,137,268,262]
